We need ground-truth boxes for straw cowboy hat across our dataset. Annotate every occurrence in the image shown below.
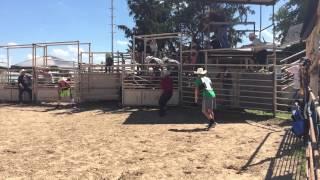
[194,68,207,75]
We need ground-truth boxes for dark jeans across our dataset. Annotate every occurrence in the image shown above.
[19,87,32,103]
[159,92,173,116]
[254,50,268,65]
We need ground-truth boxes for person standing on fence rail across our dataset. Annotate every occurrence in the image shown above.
[194,68,217,130]
[18,69,32,104]
[159,70,173,117]
[285,63,302,104]
[105,54,113,74]
[56,77,75,109]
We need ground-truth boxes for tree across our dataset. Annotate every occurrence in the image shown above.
[274,0,308,44]
[118,0,254,51]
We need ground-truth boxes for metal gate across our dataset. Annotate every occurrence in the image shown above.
[121,64,180,106]
[181,64,275,112]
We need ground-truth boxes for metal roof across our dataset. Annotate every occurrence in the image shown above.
[12,56,76,68]
[214,0,276,5]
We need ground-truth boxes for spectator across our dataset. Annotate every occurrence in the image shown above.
[57,77,75,109]
[285,63,302,103]
[159,70,173,117]
[18,69,32,103]
[194,68,217,130]
[248,33,268,70]
[105,54,114,73]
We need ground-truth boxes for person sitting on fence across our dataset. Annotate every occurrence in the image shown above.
[285,63,303,104]
[194,68,217,130]
[56,77,75,109]
[243,33,268,71]
[159,70,173,117]
[18,69,32,104]
[105,54,113,73]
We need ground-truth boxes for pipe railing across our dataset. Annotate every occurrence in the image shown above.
[306,88,320,179]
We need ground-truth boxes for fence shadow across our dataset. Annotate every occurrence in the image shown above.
[122,107,274,125]
[264,130,305,180]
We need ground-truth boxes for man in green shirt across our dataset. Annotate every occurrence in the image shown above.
[194,68,217,130]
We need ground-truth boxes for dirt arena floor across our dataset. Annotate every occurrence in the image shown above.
[0,103,302,179]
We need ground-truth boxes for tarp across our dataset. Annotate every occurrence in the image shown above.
[283,24,303,44]
[11,56,76,68]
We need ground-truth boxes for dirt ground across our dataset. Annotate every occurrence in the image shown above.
[0,103,297,180]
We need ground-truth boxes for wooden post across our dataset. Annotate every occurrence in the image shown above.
[306,1,320,97]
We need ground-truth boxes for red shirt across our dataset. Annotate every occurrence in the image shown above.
[160,76,173,93]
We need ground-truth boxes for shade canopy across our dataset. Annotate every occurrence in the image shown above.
[12,56,76,69]
[213,0,276,5]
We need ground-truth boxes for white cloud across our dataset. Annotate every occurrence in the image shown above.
[116,40,129,46]
[7,42,17,46]
[26,54,40,59]
[27,54,32,59]
[52,48,70,58]
[68,46,84,54]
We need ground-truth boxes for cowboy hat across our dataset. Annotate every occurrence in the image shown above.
[162,70,171,76]
[19,69,27,74]
[194,68,207,75]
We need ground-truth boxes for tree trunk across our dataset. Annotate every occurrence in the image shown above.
[306,2,320,96]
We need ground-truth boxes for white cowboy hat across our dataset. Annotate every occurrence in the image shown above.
[194,68,207,75]
[19,69,26,74]
[162,70,171,76]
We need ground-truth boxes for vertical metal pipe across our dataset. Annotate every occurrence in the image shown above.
[77,41,81,103]
[117,51,120,72]
[43,46,46,67]
[6,48,9,86]
[32,44,37,103]
[132,35,136,64]
[259,5,262,39]
[272,4,277,117]
[45,46,48,66]
[143,39,147,64]
[179,33,183,105]
[111,0,114,60]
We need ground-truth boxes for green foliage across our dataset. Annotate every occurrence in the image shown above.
[118,0,254,51]
[274,0,308,44]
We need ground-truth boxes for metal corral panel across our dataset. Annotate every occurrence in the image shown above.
[123,89,179,106]
[123,89,142,106]
[37,88,75,102]
[80,88,119,102]
[0,88,21,102]
[80,73,121,102]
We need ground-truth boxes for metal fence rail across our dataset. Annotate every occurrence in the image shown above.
[181,64,274,111]
[306,89,320,180]
[121,64,180,106]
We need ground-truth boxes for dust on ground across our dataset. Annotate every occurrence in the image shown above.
[0,103,303,180]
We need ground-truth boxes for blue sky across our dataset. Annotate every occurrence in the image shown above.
[0,0,285,65]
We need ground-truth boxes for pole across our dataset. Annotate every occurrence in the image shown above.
[259,5,262,39]
[111,0,114,60]
[132,35,136,64]
[272,4,277,117]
